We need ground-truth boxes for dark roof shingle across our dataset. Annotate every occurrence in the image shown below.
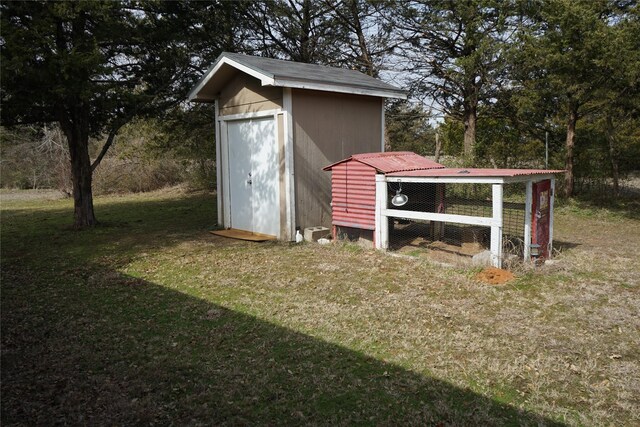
[189,52,406,101]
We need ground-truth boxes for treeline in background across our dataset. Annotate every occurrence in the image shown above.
[2,1,639,201]
[1,110,215,195]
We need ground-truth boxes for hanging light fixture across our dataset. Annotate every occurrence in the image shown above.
[391,182,408,207]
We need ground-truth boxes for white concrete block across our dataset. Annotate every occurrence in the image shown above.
[304,226,330,242]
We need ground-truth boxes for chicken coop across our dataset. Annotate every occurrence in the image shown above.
[324,152,564,267]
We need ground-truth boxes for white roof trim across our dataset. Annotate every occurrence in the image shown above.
[226,57,276,86]
[187,57,276,102]
[385,173,560,185]
[386,176,506,184]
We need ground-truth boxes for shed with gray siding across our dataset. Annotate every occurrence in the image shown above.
[188,52,406,240]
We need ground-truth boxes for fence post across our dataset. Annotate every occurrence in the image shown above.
[549,177,555,258]
[491,183,503,268]
[375,174,388,250]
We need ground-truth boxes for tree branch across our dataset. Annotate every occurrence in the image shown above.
[91,122,123,172]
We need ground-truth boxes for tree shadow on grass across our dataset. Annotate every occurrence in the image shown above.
[1,192,216,233]
[1,193,221,265]
[2,193,567,425]
[557,194,640,221]
[1,263,565,426]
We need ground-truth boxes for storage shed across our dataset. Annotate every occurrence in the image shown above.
[324,152,564,267]
[188,52,406,240]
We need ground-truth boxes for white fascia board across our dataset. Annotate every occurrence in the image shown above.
[189,98,217,104]
[187,63,221,102]
[385,174,560,185]
[502,174,558,184]
[386,176,505,185]
[188,57,275,102]
[270,78,407,99]
[226,58,275,86]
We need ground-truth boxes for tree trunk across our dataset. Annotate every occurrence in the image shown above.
[60,106,97,228]
[605,114,620,197]
[463,103,477,160]
[348,0,374,77]
[69,138,97,227]
[564,105,578,198]
[299,0,312,63]
[434,132,441,163]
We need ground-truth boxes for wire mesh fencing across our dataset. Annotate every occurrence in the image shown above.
[502,182,527,260]
[386,181,527,264]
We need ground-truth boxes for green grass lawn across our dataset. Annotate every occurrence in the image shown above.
[2,188,639,425]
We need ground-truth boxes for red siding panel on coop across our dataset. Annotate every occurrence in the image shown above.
[325,152,445,232]
[330,162,376,230]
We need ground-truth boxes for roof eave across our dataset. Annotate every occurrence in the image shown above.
[189,97,217,104]
[271,78,407,99]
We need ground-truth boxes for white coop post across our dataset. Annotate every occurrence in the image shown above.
[375,174,389,249]
[490,183,504,268]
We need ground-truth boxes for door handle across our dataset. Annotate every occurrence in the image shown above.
[247,179,252,185]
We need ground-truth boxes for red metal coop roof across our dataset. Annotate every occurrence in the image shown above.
[324,152,564,178]
[323,151,445,174]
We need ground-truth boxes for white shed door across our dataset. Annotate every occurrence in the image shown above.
[227,117,279,237]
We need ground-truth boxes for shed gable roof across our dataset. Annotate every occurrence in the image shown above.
[323,152,445,173]
[188,52,407,102]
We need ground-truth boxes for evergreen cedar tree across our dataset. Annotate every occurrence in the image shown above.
[0,1,239,226]
[1,0,637,220]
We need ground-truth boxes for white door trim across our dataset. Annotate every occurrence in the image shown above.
[218,105,296,240]
[219,109,286,238]
[214,99,222,226]
[220,109,281,123]
[227,120,255,233]
[220,120,232,228]
[283,88,296,241]
[218,109,280,231]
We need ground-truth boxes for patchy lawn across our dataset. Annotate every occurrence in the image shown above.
[1,188,638,426]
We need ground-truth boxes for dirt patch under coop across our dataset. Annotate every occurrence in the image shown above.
[390,221,489,263]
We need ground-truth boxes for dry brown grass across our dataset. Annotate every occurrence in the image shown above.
[0,188,66,202]
[2,190,638,425]
[124,205,638,425]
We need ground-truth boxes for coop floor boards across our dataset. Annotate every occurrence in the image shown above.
[210,229,277,242]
